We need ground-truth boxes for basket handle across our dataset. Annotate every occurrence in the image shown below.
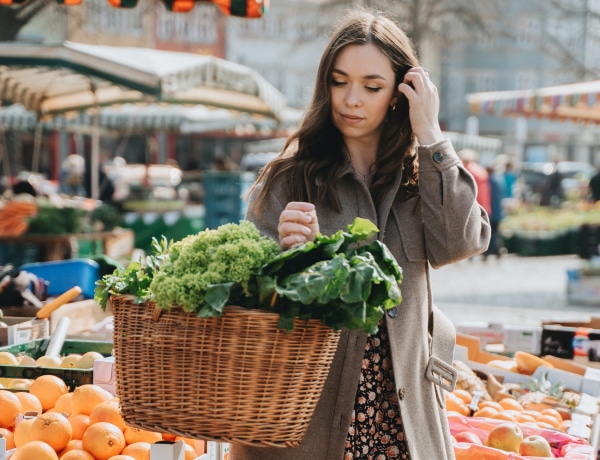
[151,307,163,322]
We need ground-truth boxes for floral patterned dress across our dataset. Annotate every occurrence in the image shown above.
[344,320,411,460]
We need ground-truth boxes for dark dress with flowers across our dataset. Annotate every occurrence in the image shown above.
[344,320,411,459]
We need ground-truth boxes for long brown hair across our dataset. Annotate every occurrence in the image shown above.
[250,8,420,212]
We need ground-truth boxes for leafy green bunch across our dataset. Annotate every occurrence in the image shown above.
[256,218,403,333]
[150,220,280,314]
[94,236,171,310]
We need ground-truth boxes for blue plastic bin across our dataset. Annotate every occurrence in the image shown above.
[19,258,100,299]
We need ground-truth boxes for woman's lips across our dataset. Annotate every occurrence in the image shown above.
[341,114,363,124]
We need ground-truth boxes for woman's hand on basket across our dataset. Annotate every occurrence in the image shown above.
[278,202,319,250]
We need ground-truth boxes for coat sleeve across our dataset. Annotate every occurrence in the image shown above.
[417,139,491,268]
[244,180,285,243]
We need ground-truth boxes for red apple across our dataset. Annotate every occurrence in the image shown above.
[519,435,552,457]
[484,422,523,453]
[454,431,483,445]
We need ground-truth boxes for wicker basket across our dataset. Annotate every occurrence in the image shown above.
[111,295,341,448]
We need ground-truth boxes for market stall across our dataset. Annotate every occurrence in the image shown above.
[467,80,600,124]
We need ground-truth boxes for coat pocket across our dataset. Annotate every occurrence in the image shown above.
[393,198,427,262]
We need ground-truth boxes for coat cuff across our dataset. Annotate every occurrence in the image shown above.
[417,139,461,172]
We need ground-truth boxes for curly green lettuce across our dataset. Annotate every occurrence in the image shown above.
[150,220,280,314]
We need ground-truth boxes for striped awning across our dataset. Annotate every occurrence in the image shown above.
[0,41,287,120]
[467,81,600,124]
[0,102,285,133]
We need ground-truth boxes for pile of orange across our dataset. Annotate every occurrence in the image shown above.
[1,375,202,460]
[445,387,570,433]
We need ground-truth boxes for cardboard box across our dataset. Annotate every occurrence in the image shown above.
[93,356,116,396]
[0,317,49,346]
[503,325,542,355]
[567,276,600,306]
[455,322,505,348]
[206,442,229,460]
[541,317,600,365]
[151,441,185,460]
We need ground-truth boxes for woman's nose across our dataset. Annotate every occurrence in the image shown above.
[344,85,361,107]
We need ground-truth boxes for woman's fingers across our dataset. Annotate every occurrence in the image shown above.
[278,202,319,250]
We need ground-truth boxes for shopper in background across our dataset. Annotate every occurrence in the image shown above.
[458,148,492,216]
[483,162,507,260]
[589,165,600,202]
[239,7,490,460]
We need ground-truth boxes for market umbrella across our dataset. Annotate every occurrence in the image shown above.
[467,80,600,124]
[0,41,287,197]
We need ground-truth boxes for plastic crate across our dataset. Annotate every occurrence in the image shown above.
[0,338,113,391]
[203,171,255,229]
[0,242,39,266]
[19,258,100,299]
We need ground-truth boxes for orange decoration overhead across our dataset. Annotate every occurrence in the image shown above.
[0,0,268,16]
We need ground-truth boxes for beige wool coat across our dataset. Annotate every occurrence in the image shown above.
[231,139,491,460]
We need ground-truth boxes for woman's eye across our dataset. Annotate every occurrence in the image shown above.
[330,80,346,87]
[366,86,382,93]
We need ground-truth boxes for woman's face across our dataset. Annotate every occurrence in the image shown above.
[329,43,397,148]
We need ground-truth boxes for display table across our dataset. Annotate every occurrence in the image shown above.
[0,228,134,263]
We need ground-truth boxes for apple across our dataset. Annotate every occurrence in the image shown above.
[484,422,523,453]
[519,435,553,457]
[454,431,483,445]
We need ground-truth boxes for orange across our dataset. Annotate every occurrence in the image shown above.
[11,440,59,460]
[30,375,69,412]
[514,412,537,423]
[82,421,126,460]
[30,411,73,452]
[58,439,84,456]
[537,421,554,429]
[162,433,177,442]
[54,392,74,416]
[72,384,113,416]
[477,400,504,412]
[498,397,524,411]
[537,414,561,429]
[184,443,197,460]
[490,411,518,422]
[124,426,163,444]
[60,450,96,460]
[14,417,36,447]
[472,406,499,418]
[0,390,22,428]
[90,400,126,431]
[445,393,470,416]
[121,441,151,460]
[69,414,91,440]
[15,391,43,414]
[560,420,571,432]
[108,456,136,460]
[452,389,473,405]
[0,427,15,450]
[540,408,563,421]
[521,409,543,420]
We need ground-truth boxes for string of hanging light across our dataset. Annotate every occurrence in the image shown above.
[0,0,268,17]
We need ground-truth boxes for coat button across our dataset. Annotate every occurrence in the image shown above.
[433,152,444,163]
[398,387,406,400]
[387,307,398,318]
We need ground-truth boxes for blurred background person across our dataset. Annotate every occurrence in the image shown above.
[458,148,491,217]
[483,162,507,260]
[589,164,600,202]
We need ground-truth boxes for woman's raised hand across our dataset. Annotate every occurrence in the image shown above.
[397,66,444,146]
[278,201,319,250]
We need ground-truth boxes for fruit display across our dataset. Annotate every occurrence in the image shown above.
[0,376,204,459]
[446,359,597,459]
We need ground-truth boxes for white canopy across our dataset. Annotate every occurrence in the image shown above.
[0,41,286,120]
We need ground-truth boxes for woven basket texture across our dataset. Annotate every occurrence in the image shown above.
[111,295,341,448]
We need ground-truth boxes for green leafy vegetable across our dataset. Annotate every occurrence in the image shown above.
[94,236,171,310]
[149,220,280,315]
[256,217,402,333]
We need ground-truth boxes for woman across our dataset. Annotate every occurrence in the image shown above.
[234,8,490,460]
